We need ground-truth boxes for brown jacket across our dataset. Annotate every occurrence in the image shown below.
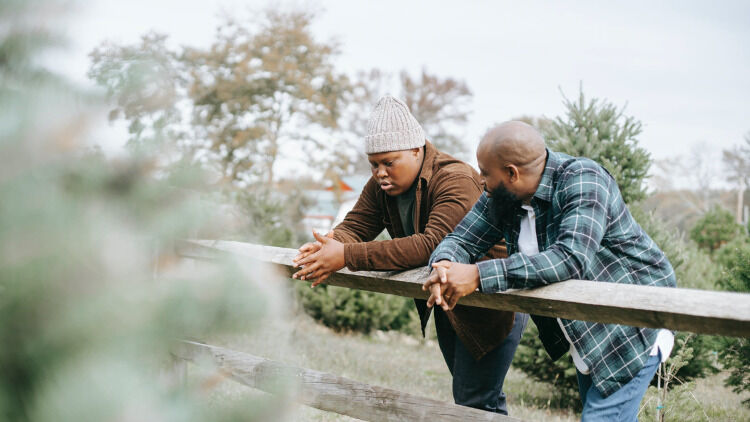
[332,141,514,360]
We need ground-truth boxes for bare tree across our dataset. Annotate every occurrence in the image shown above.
[723,132,750,224]
[400,69,472,156]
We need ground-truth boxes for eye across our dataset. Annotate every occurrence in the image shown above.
[369,162,377,169]
[385,161,393,167]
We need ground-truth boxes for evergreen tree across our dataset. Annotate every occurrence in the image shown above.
[715,235,750,406]
[543,87,651,203]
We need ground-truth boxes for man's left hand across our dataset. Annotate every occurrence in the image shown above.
[422,261,480,311]
[292,231,345,287]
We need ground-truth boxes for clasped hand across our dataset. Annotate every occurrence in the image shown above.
[422,261,481,311]
[292,231,345,287]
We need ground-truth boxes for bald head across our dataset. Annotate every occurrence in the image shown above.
[476,121,547,204]
[478,121,546,167]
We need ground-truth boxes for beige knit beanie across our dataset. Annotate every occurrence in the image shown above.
[364,95,426,154]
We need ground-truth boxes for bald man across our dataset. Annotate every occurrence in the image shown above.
[423,121,677,421]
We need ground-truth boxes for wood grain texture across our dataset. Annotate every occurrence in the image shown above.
[176,239,750,338]
[173,341,519,422]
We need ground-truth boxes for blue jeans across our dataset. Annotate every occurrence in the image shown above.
[434,309,529,415]
[576,352,660,421]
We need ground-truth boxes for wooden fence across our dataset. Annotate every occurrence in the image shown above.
[174,239,750,421]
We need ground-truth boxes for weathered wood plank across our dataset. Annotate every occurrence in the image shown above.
[176,239,750,338]
[173,341,519,422]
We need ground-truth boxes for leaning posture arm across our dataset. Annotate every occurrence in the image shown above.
[335,175,483,271]
[433,162,610,293]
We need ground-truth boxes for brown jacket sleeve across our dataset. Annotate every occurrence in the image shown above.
[331,177,385,244]
[341,173,482,271]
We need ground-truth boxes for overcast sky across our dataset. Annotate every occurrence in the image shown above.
[59,0,749,180]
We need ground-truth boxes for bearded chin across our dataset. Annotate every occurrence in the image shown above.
[488,185,523,223]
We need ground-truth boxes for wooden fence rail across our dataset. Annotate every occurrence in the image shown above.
[172,341,518,422]
[176,239,750,338]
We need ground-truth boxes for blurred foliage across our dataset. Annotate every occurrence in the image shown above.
[88,32,184,150]
[1,2,289,420]
[230,187,311,248]
[689,206,744,254]
[542,87,651,204]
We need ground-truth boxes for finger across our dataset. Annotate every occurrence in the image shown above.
[298,242,320,254]
[438,266,448,284]
[297,242,316,253]
[293,251,311,263]
[432,261,452,269]
[312,231,329,244]
[325,231,334,239]
[423,271,440,290]
[426,291,436,308]
[447,293,460,310]
[295,251,321,268]
[300,262,322,280]
[443,284,456,301]
[296,246,319,260]
[429,283,443,306]
[306,268,329,284]
[440,299,451,312]
[311,272,331,288]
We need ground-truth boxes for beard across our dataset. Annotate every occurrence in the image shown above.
[487,183,523,224]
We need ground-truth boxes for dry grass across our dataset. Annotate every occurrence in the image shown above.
[196,310,747,421]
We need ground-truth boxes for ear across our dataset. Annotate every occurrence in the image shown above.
[507,164,520,183]
[410,147,421,158]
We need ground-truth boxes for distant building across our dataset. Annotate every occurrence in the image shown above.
[302,175,369,234]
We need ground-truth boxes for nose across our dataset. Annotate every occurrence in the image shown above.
[376,165,387,179]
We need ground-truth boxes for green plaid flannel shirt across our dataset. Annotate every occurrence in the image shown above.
[430,149,676,397]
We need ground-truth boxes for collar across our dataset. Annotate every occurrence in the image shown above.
[417,140,438,187]
[532,148,563,203]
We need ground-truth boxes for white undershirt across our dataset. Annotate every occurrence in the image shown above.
[517,205,673,374]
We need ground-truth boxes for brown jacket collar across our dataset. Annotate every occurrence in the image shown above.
[418,140,439,186]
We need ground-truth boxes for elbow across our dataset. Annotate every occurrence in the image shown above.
[550,245,589,280]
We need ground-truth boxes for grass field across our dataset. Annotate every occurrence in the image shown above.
[199,307,749,421]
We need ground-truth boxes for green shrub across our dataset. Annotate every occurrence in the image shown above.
[512,321,581,410]
[689,206,744,254]
[293,283,419,334]
[715,240,750,406]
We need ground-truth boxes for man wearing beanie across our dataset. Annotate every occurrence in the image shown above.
[292,95,528,415]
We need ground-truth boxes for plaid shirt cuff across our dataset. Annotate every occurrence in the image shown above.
[429,251,455,267]
[477,259,508,293]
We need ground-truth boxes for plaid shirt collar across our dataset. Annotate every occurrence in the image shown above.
[532,148,564,204]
